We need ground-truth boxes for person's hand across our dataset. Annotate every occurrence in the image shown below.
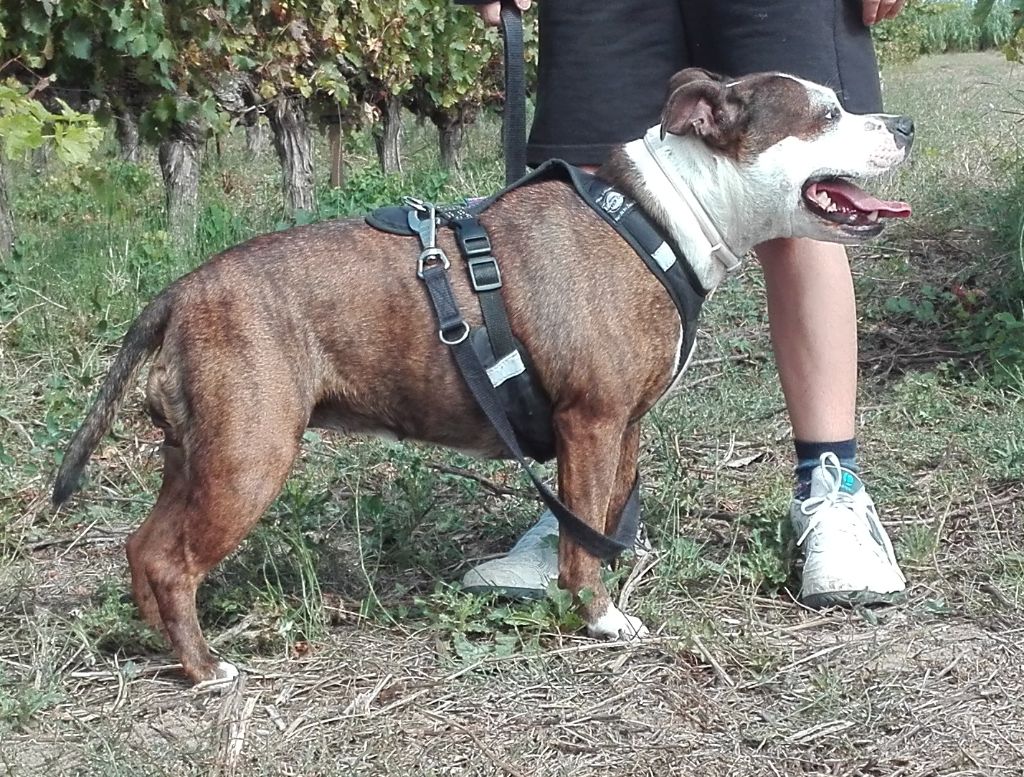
[862,0,907,25]
[476,0,532,27]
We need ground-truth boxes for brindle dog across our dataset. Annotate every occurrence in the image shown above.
[54,69,912,685]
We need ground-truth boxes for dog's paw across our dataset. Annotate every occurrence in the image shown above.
[193,660,241,692]
[586,604,649,642]
[214,660,240,680]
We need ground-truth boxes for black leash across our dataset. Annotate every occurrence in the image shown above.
[406,201,640,562]
[499,0,527,185]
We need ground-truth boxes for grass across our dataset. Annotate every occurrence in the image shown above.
[0,51,1023,774]
[874,0,1019,64]
[918,1,1018,55]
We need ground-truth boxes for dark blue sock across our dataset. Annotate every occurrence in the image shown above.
[794,439,857,499]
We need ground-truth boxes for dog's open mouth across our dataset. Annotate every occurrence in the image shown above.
[802,178,911,230]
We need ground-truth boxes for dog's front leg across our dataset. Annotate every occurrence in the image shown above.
[555,414,648,641]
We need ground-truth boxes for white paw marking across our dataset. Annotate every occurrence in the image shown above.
[193,660,240,692]
[214,660,239,680]
[587,604,649,642]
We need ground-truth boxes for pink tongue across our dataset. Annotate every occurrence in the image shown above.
[815,179,911,218]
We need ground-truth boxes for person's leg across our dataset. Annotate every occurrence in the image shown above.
[759,238,857,446]
[681,0,905,604]
[525,0,684,166]
[759,237,905,605]
[462,0,682,596]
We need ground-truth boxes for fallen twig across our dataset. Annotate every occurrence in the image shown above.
[425,461,527,497]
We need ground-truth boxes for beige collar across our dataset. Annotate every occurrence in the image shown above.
[640,132,745,275]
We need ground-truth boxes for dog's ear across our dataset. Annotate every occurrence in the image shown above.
[661,78,728,141]
[665,67,728,96]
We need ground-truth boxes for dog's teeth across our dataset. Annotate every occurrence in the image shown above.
[816,192,837,213]
[867,210,879,222]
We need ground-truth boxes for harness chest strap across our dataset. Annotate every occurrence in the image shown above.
[408,203,640,562]
[577,170,707,378]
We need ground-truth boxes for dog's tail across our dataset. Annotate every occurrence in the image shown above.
[52,292,174,505]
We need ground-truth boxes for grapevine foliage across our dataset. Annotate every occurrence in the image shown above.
[0,77,101,162]
[0,1,536,141]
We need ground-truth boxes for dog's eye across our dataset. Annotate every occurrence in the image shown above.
[824,107,840,123]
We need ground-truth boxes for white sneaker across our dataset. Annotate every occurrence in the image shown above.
[790,453,907,608]
[461,510,651,599]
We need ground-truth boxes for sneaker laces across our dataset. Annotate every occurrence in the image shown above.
[795,454,904,580]
[796,453,857,546]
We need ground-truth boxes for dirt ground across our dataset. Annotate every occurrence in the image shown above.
[5,500,1023,777]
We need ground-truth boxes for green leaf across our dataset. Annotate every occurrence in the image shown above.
[0,113,44,158]
[51,121,102,165]
[231,54,258,70]
[64,19,93,59]
[22,4,51,36]
[154,39,174,62]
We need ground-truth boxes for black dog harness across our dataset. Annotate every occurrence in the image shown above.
[366,160,707,560]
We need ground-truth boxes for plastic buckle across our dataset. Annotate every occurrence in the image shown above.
[461,233,492,258]
[467,256,502,292]
[453,218,493,258]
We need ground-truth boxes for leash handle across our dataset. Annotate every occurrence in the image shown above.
[499,0,527,185]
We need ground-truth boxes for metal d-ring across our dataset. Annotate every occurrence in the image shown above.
[439,320,470,345]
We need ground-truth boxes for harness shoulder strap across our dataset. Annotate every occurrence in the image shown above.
[450,217,517,361]
[579,174,707,369]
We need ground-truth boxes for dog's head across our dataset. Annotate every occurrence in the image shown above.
[660,68,912,243]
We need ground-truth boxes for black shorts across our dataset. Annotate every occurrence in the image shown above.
[528,0,883,166]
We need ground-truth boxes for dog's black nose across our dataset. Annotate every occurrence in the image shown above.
[884,115,914,148]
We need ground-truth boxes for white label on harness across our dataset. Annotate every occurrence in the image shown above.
[652,242,677,272]
[487,350,527,388]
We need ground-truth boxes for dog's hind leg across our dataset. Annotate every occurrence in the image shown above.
[554,413,648,642]
[126,442,187,635]
[127,409,303,685]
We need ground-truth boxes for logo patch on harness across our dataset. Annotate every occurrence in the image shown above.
[595,189,632,222]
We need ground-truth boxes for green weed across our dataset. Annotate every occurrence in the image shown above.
[737,508,795,591]
[317,166,451,219]
[199,488,331,650]
[875,0,1016,64]
[415,582,586,665]
[72,579,165,657]
[991,552,1024,605]
[898,524,942,566]
[0,667,61,735]
[660,537,718,585]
